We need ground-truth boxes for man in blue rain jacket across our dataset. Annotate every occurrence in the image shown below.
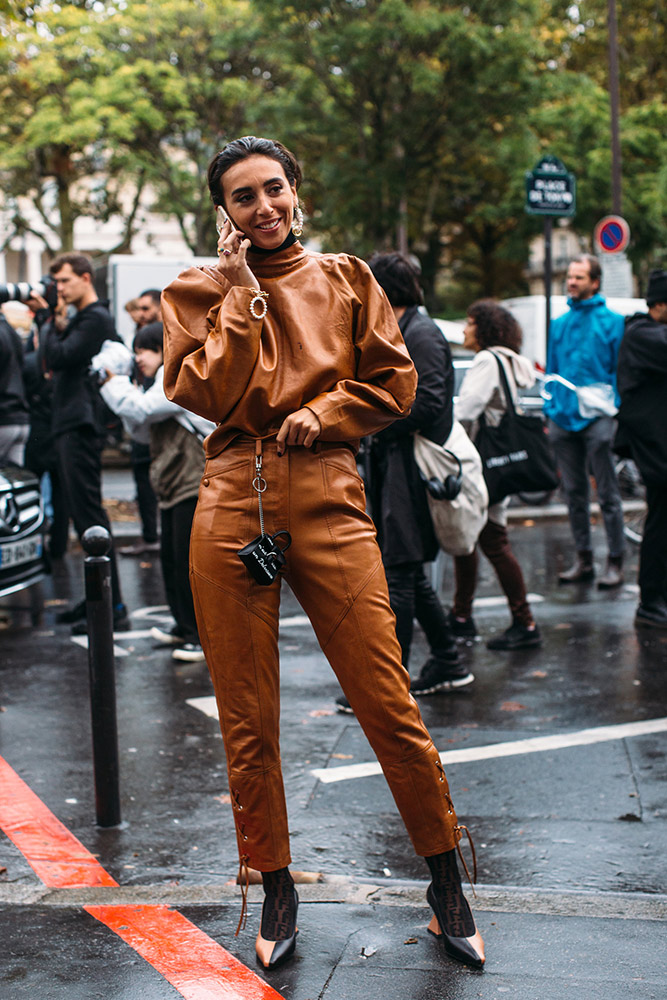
[544,254,625,588]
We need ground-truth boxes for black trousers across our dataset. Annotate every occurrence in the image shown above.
[55,427,123,608]
[638,484,667,607]
[131,441,159,544]
[160,496,199,643]
[384,562,454,668]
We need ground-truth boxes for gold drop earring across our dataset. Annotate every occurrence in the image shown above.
[292,203,304,237]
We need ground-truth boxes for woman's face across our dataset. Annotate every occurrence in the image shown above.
[463,315,480,352]
[135,347,163,380]
[220,154,297,250]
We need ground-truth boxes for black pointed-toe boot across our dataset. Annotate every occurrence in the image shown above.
[425,850,485,970]
[255,867,299,970]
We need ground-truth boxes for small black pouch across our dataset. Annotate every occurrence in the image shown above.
[237,530,292,586]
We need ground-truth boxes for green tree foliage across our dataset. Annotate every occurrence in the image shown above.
[94,0,272,254]
[249,0,545,305]
[551,0,666,107]
[531,2,667,280]
[0,0,265,254]
[0,1,176,251]
[0,0,664,297]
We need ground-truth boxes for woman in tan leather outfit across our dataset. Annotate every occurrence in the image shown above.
[161,136,484,973]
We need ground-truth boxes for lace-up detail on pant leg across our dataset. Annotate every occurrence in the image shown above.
[235,854,251,936]
[454,823,478,893]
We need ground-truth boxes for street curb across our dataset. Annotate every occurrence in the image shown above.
[3,878,665,921]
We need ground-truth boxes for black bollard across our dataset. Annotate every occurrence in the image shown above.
[82,526,121,828]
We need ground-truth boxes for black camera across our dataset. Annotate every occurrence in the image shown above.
[0,275,58,310]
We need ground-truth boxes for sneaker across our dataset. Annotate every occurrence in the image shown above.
[172,642,206,662]
[119,540,160,556]
[410,659,475,696]
[71,603,129,636]
[446,611,478,640]
[151,624,184,645]
[335,695,355,714]
[486,622,542,650]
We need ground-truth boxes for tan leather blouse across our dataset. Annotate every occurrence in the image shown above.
[161,242,417,457]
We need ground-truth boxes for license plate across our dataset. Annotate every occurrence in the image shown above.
[0,535,43,568]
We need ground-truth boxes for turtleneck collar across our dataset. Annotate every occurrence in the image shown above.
[248,232,297,256]
[247,239,309,278]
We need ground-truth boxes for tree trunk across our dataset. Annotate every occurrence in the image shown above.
[52,148,75,251]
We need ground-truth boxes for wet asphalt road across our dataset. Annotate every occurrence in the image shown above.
[1,484,666,999]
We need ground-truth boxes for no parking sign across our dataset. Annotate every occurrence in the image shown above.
[594,215,631,254]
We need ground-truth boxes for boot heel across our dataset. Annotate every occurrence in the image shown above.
[427,914,441,937]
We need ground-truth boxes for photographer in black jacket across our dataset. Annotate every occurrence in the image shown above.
[38,252,127,631]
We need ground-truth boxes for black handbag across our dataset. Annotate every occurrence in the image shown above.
[475,353,559,505]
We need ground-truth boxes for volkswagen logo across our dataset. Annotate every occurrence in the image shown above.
[0,494,21,534]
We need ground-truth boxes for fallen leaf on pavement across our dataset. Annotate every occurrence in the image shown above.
[500,701,526,712]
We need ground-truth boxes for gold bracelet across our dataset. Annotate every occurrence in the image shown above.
[248,289,268,319]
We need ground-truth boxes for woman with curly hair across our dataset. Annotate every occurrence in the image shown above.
[451,300,542,650]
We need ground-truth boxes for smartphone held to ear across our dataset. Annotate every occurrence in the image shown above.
[216,206,228,234]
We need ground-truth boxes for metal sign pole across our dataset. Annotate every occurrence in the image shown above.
[525,155,576,363]
[544,216,553,354]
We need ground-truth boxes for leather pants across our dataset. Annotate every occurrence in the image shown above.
[190,438,462,871]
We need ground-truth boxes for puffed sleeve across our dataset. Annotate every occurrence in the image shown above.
[304,258,417,440]
[161,267,264,423]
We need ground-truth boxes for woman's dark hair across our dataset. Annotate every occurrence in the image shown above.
[467,300,522,353]
[207,136,303,207]
[133,321,163,354]
[368,252,424,307]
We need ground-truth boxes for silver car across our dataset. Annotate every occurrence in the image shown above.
[0,464,47,598]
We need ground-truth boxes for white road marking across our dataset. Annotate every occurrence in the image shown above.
[472,592,543,608]
[187,696,219,719]
[310,717,667,784]
[69,610,311,661]
[70,635,131,658]
[280,614,311,627]
[184,697,667,787]
[127,605,172,621]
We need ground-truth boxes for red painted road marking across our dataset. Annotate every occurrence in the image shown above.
[0,756,284,1000]
[0,755,117,887]
[86,905,282,1000]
